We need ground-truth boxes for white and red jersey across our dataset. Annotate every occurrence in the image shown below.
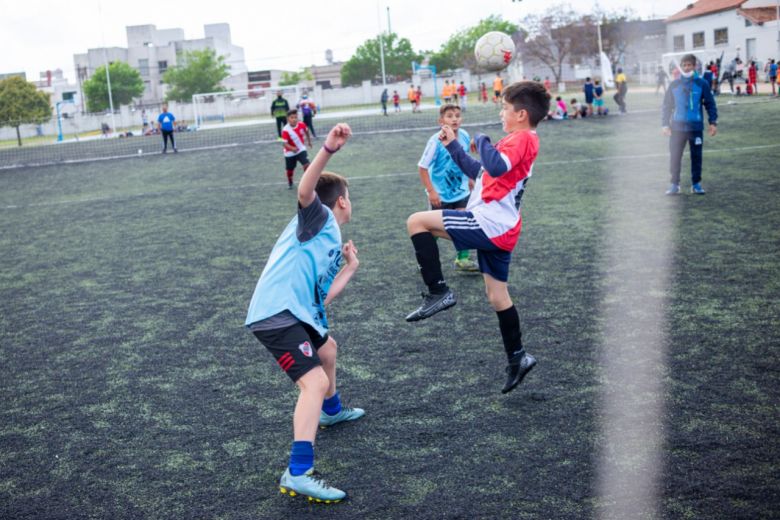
[466,130,539,251]
[281,121,308,157]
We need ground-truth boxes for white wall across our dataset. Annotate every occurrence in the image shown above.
[666,9,780,63]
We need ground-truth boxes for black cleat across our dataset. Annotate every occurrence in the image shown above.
[501,351,537,394]
[405,289,456,322]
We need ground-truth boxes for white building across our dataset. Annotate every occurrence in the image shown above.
[74,23,247,107]
[32,69,81,116]
[665,0,780,67]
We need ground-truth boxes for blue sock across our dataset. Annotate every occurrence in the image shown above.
[289,441,314,476]
[322,392,342,416]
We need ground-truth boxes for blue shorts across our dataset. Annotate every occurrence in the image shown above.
[442,210,512,282]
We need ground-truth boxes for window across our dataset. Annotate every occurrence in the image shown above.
[138,59,149,76]
[62,91,75,101]
[673,35,685,51]
[158,61,168,74]
[745,18,753,27]
[714,28,728,45]
[693,31,705,49]
[248,70,271,82]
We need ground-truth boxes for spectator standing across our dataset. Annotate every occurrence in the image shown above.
[157,103,177,153]
[271,91,290,139]
[614,68,628,113]
[297,93,318,138]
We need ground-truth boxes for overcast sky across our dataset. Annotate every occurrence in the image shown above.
[1,0,686,82]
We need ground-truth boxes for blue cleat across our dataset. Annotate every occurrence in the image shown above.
[319,407,365,427]
[665,183,680,195]
[279,468,346,503]
[691,183,706,194]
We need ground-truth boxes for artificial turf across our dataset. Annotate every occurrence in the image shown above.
[1,93,778,519]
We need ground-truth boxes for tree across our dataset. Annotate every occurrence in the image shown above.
[595,9,645,70]
[520,5,595,85]
[341,32,422,86]
[163,48,230,102]
[279,69,314,86]
[0,76,51,146]
[430,15,522,73]
[82,62,144,113]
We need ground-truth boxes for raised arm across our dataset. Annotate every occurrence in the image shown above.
[298,123,352,208]
[439,125,481,180]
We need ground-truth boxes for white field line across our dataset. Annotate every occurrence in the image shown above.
[2,142,778,211]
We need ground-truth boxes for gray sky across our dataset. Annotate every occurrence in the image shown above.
[0,0,685,82]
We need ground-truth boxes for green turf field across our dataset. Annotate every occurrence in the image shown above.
[1,93,779,519]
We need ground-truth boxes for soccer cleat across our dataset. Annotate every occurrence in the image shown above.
[665,183,680,195]
[454,258,480,272]
[691,183,706,195]
[501,351,537,394]
[279,468,346,503]
[319,407,365,428]
[405,289,456,322]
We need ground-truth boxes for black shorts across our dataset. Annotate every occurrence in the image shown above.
[252,321,329,382]
[430,194,469,211]
[285,151,309,171]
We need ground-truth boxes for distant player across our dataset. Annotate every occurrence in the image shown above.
[246,123,363,503]
[405,81,551,394]
[593,80,606,115]
[417,104,478,273]
[392,90,401,112]
[157,103,177,153]
[408,84,418,112]
[583,77,594,115]
[662,54,718,195]
[281,109,312,189]
[443,80,453,104]
[493,73,503,104]
[457,81,468,112]
[297,94,318,138]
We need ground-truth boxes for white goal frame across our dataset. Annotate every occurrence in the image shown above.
[192,86,302,129]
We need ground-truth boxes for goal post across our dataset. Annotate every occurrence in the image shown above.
[192,86,302,129]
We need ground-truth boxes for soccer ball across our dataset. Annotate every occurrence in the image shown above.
[474,31,516,71]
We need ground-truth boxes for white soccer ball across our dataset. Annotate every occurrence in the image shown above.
[474,31,516,71]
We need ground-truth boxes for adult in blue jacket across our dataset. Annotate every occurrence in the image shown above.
[662,54,718,195]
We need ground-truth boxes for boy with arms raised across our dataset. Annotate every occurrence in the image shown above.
[418,104,478,272]
[405,82,550,394]
[246,123,364,503]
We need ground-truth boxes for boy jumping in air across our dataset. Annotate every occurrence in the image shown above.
[417,104,478,272]
[405,81,551,394]
[246,123,364,503]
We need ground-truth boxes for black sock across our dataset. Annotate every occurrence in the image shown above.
[496,305,523,360]
[411,232,448,294]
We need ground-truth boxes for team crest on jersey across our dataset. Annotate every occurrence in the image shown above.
[298,341,313,357]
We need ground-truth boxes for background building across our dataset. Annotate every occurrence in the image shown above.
[665,0,780,68]
[74,23,247,107]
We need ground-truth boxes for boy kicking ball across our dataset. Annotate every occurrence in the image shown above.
[246,123,364,503]
[405,81,550,394]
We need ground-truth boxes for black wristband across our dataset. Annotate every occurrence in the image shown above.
[322,143,340,154]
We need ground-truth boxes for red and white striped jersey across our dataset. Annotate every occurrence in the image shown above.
[282,122,308,157]
[466,130,539,251]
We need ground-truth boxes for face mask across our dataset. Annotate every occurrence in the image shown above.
[681,70,694,78]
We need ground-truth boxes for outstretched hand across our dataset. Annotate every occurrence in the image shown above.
[325,123,352,152]
[439,125,456,146]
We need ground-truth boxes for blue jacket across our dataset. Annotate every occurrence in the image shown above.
[662,76,717,132]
